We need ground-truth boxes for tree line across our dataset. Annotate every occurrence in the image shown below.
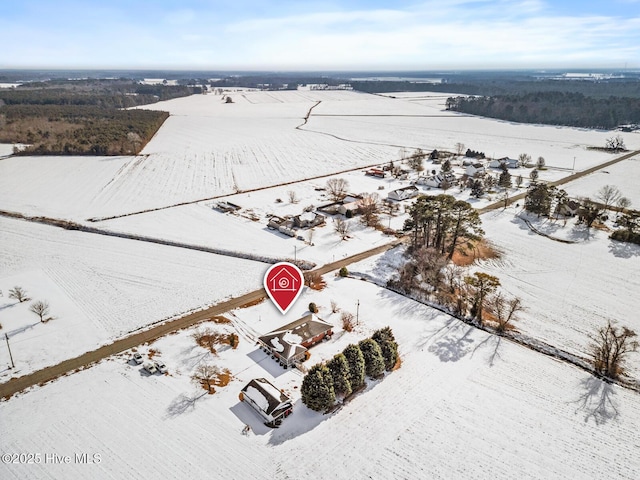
[1,105,169,155]
[301,327,399,412]
[446,92,640,130]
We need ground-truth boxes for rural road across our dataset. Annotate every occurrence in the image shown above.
[478,149,639,214]
[0,239,403,399]
[1,149,636,399]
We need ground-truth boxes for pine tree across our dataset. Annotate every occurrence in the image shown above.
[342,344,365,389]
[498,164,512,188]
[372,327,399,371]
[470,179,484,198]
[326,353,352,397]
[301,364,336,411]
[358,338,386,378]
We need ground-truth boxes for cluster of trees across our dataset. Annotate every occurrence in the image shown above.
[7,286,52,322]
[0,80,203,155]
[403,194,484,259]
[1,105,169,155]
[524,183,638,238]
[301,328,398,412]
[446,92,640,130]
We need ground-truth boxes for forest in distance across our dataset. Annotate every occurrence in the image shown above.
[0,81,201,155]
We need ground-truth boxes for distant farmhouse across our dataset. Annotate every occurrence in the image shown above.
[258,314,333,369]
[488,157,520,169]
[387,185,420,201]
[240,378,293,427]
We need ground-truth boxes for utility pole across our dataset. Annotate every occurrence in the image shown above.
[5,333,15,369]
[356,299,360,325]
[572,156,576,173]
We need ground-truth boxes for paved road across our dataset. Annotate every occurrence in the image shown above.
[2,149,636,399]
[0,239,403,399]
[478,149,639,214]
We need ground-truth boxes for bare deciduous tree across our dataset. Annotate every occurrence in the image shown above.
[529,169,539,181]
[334,217,351,240]
[596,185,622,210]
[8,286,30,303]
[287,190,299,204]
[192,364,221,393]
[326,178,349,202]
[455,142,465,157]
[358,192,381,227]
[589,321,638,380]
[518,153,532,167]
[490,293,523,332]
[605,135,625,152]
[29,300,50,322]
[536,156,546,169]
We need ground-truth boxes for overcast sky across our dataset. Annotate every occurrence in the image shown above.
[1,0,639,70]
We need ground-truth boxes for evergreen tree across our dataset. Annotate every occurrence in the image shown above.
[470,179,484,198]
[372,327,399,371]
[524,183,555,217]
[358,338,386,378]
[441,159,452,173]
[343,344,366,389]
[498,164,512,188]
[301,364,336,411]
[326,353,352,397]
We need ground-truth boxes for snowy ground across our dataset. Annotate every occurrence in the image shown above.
[562,153,640,207]
[474,208,640,377]
[1,277,639,480]
[0,216,266,380]
[0,91,635,222]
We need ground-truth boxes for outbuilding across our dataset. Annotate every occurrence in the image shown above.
[387,185,420,201]
[240,378,293,427]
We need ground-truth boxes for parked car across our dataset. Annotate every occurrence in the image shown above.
[154,361,167,374]
[143,361,157,374]
[132,352,144,364]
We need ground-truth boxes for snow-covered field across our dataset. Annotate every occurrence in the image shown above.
[1,277,639,480]
[476,209,640,377]
[1,91,635,221]
[563,153,640,207]
[0,216,266,379]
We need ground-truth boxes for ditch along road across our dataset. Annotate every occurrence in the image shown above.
[0,239,404,400]
[1,149,637,399]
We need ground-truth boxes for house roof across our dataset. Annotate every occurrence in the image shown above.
[258,314,333,361]
[241,378,291,416]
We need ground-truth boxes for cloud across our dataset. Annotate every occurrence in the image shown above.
[0,0,639,69]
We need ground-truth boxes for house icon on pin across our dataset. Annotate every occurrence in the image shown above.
[269,267,300,292]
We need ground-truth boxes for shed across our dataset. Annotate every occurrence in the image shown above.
[466,163,486,177]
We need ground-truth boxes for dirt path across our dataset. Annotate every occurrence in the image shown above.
[0,239,403,400]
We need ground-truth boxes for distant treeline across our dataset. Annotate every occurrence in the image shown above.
[0,84,201,108]
[0,80,200,155]
[445,92,640,129]
[351,79,640,100]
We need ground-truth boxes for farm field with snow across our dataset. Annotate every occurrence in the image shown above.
[0,215,266,380]
[1,277,639,480]
[562,154,640,207]
[0,90,637,222]
[475,208,640,378]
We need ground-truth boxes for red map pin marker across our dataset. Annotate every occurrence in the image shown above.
[264,262,305,315]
